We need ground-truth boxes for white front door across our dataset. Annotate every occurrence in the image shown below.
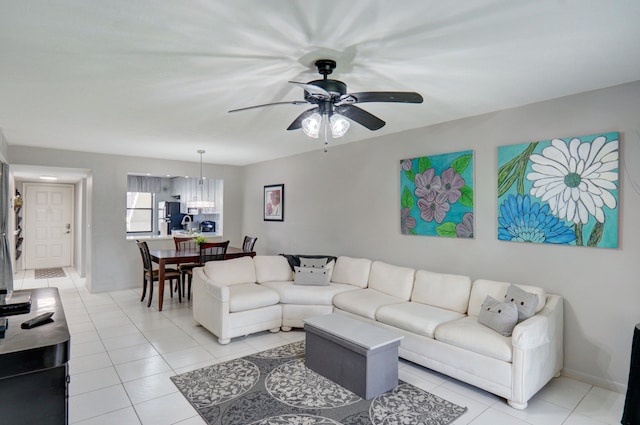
[24,183,74,269]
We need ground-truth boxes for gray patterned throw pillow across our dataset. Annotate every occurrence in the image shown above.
[477,295,519,337]
[299,257,328,268]
[505,284,538,322]
[294,266,331,286]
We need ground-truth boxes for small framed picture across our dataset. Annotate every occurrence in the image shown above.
[264,184,284,221]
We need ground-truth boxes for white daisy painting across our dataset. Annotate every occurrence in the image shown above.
[497,132,619,248]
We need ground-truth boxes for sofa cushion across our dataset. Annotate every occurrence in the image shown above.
[411,270,471,314]
[228,283,280,312]
[203,256,256,286]
[368,261,415,300]
[333,288,404,320]
[434,316,513,362]
[505,284,538,322]
[330,256,372,288]
[467,279,546,317]
[253,255,293,283]
[477,295,519,337]
[376,302,465,339]
[261,281,357,305]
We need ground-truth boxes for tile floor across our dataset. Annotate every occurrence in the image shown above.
[12,267,627,425]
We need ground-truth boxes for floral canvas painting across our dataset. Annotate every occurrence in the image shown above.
[400,150,474,238]
[264,184,284,221]
[497,132,619,248]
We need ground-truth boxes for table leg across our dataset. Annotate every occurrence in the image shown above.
[158,260,165,311]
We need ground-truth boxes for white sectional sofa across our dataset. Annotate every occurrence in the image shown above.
[192,254,563,409]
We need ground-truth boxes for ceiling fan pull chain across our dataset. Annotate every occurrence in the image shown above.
[323,118,329,152]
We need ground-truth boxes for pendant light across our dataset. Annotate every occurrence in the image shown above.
[187,150,216,210]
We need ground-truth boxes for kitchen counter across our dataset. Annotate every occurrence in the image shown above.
[126,231,221,241]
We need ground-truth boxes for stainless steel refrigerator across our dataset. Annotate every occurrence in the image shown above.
[158,201,184,234]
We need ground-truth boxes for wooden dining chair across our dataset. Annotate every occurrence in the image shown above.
[136,240,182,307]
[174,236,200,299]
[183,240,230,300]
[173,236,197,251]
[200,240,230,262]
[242,235,257,252]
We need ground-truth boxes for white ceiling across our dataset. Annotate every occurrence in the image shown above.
[1,1,639,166]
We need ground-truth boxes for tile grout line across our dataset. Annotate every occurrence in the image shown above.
[60,269,146,425]
[59,275,122,424]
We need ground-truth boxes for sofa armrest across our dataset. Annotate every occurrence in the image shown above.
[512,315,550,350]
[193,267,231,302]
[192,267,234,341]
[509,294,563,408]
[512,294,562,350]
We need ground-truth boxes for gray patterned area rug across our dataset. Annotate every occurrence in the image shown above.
[34,267,66,279]
[171,341,467,425]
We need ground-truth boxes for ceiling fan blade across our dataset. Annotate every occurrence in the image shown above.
[334,105,386,131]
[340,91,423,104]
[228,100,309,113]
[288,81,331,99]
[286,107,319,130]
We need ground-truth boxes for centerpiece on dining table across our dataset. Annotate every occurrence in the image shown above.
[193,235,207,246]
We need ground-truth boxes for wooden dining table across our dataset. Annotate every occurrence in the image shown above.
[148,246,255,311]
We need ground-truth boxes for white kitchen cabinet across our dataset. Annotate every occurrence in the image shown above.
[172,177,222,215]
[170,177,183,197]
[183,178,195,213]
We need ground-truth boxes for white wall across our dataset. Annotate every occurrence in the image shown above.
[242,81,640,391]
[0,129,8,163]
[7,148,244,293]
[74,178,86,277]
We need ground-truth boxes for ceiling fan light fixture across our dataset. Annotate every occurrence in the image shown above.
[229,59,423,149]
[302,113,321,138]
[330,114,350,138]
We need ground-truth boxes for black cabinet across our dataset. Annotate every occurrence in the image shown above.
[0,288,70,424]
[622,324,640,424]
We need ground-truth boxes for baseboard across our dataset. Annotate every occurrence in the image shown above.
[561,368,627,394]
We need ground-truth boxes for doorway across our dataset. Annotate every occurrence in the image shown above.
[24,183,74,269]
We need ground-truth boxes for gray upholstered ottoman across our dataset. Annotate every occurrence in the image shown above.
[304,313,403,399]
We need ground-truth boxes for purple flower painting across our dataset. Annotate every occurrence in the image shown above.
[400,150,474,238]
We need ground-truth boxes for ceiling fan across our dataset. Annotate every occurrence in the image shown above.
[228,59,423,139]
